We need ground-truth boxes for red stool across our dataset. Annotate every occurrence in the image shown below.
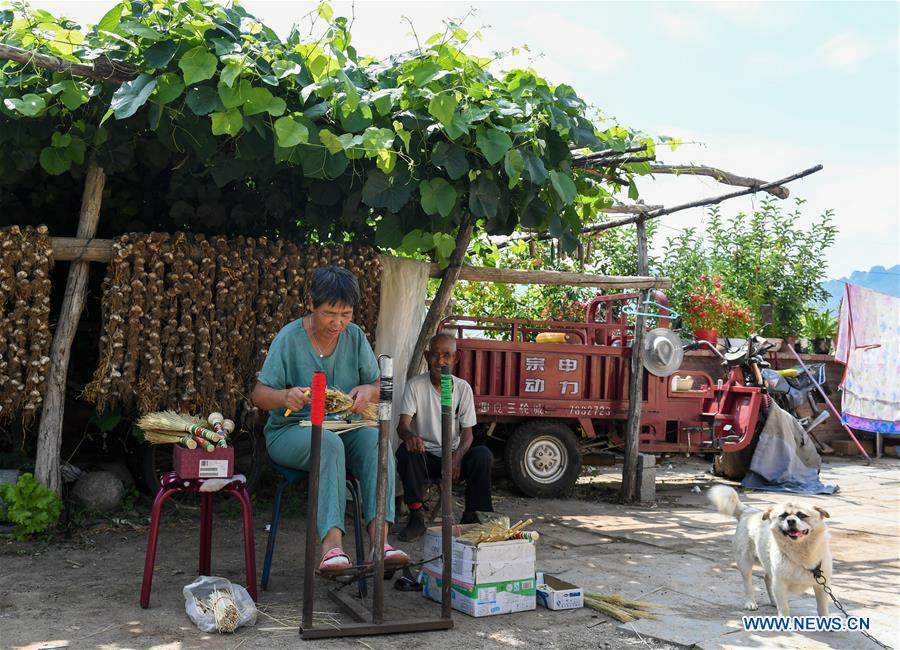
[140,471,258,608]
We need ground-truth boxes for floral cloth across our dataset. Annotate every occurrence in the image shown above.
[835,284,900,434]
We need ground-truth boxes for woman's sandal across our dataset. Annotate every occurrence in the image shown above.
[317,547,353,576]
[367,543,410,570]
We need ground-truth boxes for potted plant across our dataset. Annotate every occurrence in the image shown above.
[801,308,837,355]
[683,275,728,344]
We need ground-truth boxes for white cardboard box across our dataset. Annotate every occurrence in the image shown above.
[536,572,584,610]
[421,525,536,617]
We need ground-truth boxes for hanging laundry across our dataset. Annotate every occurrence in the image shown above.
[835,283,900,433]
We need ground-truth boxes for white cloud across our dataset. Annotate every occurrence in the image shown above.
[505,10,627,78]
[821,32,877,69]
[652,10,705,41]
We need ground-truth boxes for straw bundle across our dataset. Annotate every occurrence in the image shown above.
[583,592,660,622]
[197,589,239,633]
[142,430,198,448]
[323,387,378,421]
[459,517,535,545]
[137,410,223,443]
[299,418,377,433]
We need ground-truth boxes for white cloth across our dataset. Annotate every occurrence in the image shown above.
[374,255,430,450]
[399,374,477,454]
[835,283,900,431]
[198,473,247,492]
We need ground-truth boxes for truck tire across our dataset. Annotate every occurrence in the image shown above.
[712,425,761,481]
[504,420,581,498]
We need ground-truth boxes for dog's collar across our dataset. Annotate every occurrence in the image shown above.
[809,561,823,578]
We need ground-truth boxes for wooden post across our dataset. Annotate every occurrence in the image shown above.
[621,217,648,503]
[34,156,105,494]
[407,214,474,380]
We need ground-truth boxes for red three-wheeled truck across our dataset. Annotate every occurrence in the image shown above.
[441,292,766,497]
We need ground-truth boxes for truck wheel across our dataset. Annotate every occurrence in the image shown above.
[712,426,761,481]
[504,420,581,498]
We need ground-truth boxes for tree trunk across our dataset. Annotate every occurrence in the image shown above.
[34,156,106,495]
[621,217,649,503]
[407,214,474,380]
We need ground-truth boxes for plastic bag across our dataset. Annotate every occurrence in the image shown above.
[183,575,257,633]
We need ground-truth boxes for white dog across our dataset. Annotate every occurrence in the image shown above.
[708,485,833,616]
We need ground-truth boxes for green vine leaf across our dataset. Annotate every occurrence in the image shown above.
[186,85,220,115]
[210,109,243,136]
[504,148,524,189]
[143,40,179,69]
[432,141,468,180]
[4,94,46,117]
[361,169,412,213]
[469,173,500,219]
[428,93,458,128]
[110,74,157,119]
[274,115,309,147]
[476,127,512,165]
[179,46,218,85]
[549,170,576,205]
[420,177,458,217]
[39,147,70,174]
[152,73,185,104]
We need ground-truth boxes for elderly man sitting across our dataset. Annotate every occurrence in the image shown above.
[395,333,494,541]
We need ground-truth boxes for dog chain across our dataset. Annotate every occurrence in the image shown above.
[811,566,894,650]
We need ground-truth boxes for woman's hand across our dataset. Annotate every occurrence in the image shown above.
[348,384,378,414]
[284,386,311,412]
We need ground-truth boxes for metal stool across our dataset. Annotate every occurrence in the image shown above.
[261,458,367,597]
[140,471,257,609]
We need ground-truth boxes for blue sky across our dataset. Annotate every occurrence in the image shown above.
[30,1,900,279]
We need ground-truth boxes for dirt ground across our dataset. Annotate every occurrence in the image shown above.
[1,455,898,650]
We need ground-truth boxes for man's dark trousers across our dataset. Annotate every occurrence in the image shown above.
[396,444,494,513]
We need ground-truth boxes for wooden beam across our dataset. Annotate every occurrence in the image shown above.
[50,237,113,263]
[35,157,106,495]
[47,237,672,289]
[648,164,789,199]
[428,265,671,289]
[0,44,138,84]
[586,164,823,234]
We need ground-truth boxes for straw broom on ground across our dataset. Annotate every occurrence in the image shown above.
[583,592,661,622]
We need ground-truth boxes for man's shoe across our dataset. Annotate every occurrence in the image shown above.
[460,511,481,525]
[398,508,426,542]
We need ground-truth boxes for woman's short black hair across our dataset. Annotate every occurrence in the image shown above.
[310,265,361,308]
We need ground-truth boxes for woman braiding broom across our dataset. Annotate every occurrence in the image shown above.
[251,265,408,574]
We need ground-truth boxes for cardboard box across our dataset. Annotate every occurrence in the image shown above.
[174,445,234,479]
[536,572,583,610]
[421,524,536,617]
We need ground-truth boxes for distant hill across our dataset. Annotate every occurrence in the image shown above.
[821,264,900,314]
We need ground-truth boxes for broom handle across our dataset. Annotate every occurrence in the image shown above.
[302,372,326,632]
[440,364,453,621]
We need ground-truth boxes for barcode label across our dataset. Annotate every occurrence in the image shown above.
[199,460,228,478]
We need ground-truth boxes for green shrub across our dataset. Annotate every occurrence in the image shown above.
[0,473,62,541]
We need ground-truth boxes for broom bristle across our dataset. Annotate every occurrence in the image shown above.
[323,388,378,421]
[138,410,205,432]
[142,430,197,448]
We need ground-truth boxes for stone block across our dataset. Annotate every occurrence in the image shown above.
[637,453,656,502]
